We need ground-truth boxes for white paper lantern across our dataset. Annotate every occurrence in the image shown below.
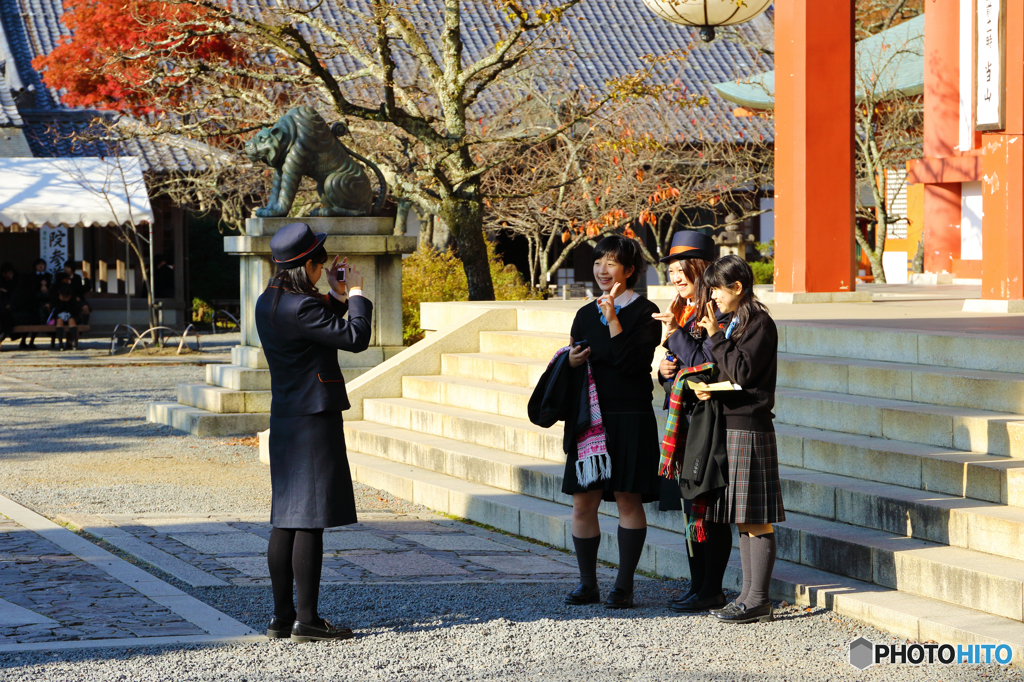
[641,0,772,42]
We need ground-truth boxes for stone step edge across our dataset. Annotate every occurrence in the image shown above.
[777,386,1024,420]
[146,401,270,437]
[409,373,1024,428]
[451,348,1024,385]
[347,417,1024,533]
[778,352,1024,382]
[346,450,1024,664]
[365,394,1019,487]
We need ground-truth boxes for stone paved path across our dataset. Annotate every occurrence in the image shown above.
[57,512,612,587]
[0,496,255,653]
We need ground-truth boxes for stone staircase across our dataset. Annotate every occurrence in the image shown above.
[341,306,1024,656]
[147,345,389,436]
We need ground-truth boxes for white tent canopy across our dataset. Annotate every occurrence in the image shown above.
[0,157,153,228]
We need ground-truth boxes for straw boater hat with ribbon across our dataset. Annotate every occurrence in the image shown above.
[660,230,716,263]
[269,222,328,267]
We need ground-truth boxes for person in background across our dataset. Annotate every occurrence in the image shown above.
[11,263,47,349]
[694,255,784,624]
[0,263,18,345]
[154,256,175,299]
[562,234,663,610]
[63,261,92,324]
[31,258,52,322]
[651,232,734,614]
[51,284,82,351]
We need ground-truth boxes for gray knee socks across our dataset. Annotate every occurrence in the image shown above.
[737,532,751,604]
[742,532,776,609]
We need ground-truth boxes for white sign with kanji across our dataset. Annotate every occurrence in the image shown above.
[40,226,69,274]
[976,0,1005,130]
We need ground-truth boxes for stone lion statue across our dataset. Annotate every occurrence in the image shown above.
[244,106,388,218]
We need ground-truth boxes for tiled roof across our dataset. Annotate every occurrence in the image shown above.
[0,70,21,126]
[2,0,777,166]
[18,110,224,172]
[0,0,61,109]
[304,0,776,143]
[0,0,223,170]
[714,13,923,110]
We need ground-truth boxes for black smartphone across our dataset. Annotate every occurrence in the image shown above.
[575,340,590,351]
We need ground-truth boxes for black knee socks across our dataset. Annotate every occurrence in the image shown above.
[572,534,601,588]
[684,536,706,600]
[613,526,647,592]
[697,522,733,600]
[267,528,296,621]
[267,527,325,624]
[743,532,777,609]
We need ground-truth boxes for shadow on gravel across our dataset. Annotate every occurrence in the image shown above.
[0,414,156,459]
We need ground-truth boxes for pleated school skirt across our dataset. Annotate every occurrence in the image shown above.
[703,429,785,525]
[561,412,662,503]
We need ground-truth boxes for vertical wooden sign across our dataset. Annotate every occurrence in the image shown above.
[975,0,1006,130]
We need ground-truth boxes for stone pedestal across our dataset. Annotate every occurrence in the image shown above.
[146,216,417,436]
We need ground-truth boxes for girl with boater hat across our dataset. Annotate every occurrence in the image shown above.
[693,254,784,624]
[254,222,373,642]
[562,234,662,609]
[651,231,734,614]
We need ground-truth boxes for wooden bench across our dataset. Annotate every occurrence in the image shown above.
[12,325,90,336]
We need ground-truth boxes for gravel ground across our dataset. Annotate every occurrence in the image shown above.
[0,364,423,516]
[1,363,1022,681]
[2,583,1021,681]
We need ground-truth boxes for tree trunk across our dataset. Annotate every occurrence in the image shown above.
[854,228,886,284]
[441,190,495,301]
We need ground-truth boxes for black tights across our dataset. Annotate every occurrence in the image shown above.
[267,527,324,624]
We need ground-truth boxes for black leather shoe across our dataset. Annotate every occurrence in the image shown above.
[668,591,698,609]
[603,587,634,609]
[291,618,354,643]
[670,592,727,613]
[266,617,295,639]
[710,600,742,616]
[715,601,774,624]
[564,583,600,605]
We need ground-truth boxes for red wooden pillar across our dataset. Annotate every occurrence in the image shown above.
[980,1,1024,302]
[922,0,963,274]
[773,0,856,294]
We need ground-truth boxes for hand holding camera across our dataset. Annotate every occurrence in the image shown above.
[326,256,364,297]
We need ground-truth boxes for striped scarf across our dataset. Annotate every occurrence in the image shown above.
[550,347,612,487]
[658,362,715,479]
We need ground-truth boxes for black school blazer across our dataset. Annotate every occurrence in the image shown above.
[255,287,373,417]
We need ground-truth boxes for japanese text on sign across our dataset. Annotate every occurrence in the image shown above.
[39,226,68,274]
[976,0,1004,130]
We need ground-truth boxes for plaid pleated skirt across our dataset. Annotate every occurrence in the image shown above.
[703,429,785,525]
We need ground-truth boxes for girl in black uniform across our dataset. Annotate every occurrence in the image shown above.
[652,232,734,614]
[254,223,373,642]
[563,235,662,609]
[694,255,784,624]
